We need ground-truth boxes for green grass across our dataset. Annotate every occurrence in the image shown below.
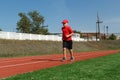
[0,39,120,58]
[3,53,120,80]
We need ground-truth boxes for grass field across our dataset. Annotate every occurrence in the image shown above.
[3,52,120,80]
[0,39,120,58]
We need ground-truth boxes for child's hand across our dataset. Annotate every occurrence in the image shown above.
[66,35,70,38]
[66,33,73,38]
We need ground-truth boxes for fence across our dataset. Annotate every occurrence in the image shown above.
[0,31,84,41]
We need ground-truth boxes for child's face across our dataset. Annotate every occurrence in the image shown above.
[63,23,68,26]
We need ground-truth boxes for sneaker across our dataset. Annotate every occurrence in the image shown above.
[61,57,66,62]
[70,56,75,61]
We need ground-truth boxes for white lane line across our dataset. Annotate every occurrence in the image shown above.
[0,60,48,69]
[0,57,62,69]
[0,54,97,64]
[0,59,32,63]
[0,58,59,64]
[0,54,96,69]
[0,53,93,63]
[0,56,61,63]
[0,54,97,69]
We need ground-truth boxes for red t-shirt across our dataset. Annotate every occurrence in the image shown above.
[62,26,73,41]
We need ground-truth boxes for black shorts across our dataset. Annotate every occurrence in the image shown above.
[63,40,73,49]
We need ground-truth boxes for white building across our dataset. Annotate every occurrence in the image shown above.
[115,33,120,40]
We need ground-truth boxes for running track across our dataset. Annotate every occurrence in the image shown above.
[0,50,120,79]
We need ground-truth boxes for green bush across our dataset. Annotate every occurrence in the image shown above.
[109,34,116,40]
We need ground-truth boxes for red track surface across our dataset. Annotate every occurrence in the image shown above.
[0,50,120,79]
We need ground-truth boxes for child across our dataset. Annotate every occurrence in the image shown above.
[61,19,74,61]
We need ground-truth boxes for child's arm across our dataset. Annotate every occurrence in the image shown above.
[66,32,74,38]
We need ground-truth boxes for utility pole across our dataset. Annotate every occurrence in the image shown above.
[106,26,108,39]
[104,25,106,40]
[96,13,103,41]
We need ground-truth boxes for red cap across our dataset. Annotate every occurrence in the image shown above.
[62,19,69,24]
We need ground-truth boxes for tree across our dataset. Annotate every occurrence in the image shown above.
[17,11,49,34]
[17,13,31,33]
[109,34,116,40]
[73,30,81,37]
[28,11,44,34]
[0,28,2,31]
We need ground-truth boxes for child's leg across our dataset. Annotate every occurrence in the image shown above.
[63,48,67,58]
[69,49,74,57]
[69,49,74,61]
[62,40,67,59]
[62,48,67,61]
[68,40,74,57]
